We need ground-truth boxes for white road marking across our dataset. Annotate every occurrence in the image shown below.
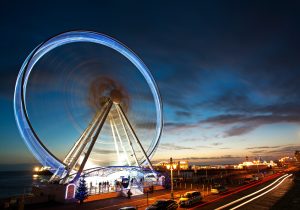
[230,174,292,210]
[215,174,289,210]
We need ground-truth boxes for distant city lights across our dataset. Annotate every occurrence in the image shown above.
[33,166,51,172]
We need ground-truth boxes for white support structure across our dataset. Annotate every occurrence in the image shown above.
[50,98,154,184]
[116,104,154,171]
[116,106,139,166]
[61,101,112,183]
[63,112,98,164]
[50,109,104,183]
[72,100,113,182]
[111,115,131,166]
[109,114,120,162]
[66,111,102,167]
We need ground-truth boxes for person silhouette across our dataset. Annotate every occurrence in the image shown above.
[127,189,132,199]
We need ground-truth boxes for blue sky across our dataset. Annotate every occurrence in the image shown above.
[1,0,300,169]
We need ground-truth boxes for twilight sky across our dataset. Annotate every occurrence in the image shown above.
[1,0,300,169]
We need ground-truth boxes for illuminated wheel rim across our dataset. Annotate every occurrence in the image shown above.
[13,31,163,170]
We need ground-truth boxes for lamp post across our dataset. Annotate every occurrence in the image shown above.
[254,160,260,174]
[166,157,177,200]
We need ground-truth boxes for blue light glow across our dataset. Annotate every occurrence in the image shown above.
[14,31,163,171]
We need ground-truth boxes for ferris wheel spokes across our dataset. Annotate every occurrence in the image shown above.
[63,110,102,166]
[65,101,111,170]
[49,108,104,182]
[116,104,154,171]
[111,114,131,166]
[52,100,113,183]
[116,108,139,167]
[72,100,113,182]
[51,98,154,184]
[109,115,121,162]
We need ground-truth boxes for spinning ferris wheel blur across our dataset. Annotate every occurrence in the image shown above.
[14,31,163,183]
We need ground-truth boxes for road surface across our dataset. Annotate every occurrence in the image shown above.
[198,174,293,210]
[27,172,295,210]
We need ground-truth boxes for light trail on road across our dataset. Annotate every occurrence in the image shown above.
[191,172,283,209]
[94,172,289,210]
[230,174,292,210]
[215,174,292,210]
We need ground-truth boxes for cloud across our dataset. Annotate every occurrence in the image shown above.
[92,148,116,155]
[153,155,243,164]
[184,155,242,160]
[197,89,253,113]
[159,143,194,150]
[163,122,199,132]
[202,114,300,137]
[135,121,156,129]
[246,146,281,150]
[203,114,300,125]
[223,124,257,137]
[268,145,300,155]
[211,142,223,146]
[175,111,191,117]
[247,144,300,156]
[250,150,268,154]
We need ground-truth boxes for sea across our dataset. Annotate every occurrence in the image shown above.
[0,170,50,199]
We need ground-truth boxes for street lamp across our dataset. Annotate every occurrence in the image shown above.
[254,160,260,174]
[166,157,177,199]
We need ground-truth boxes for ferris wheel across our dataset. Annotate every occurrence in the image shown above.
[14,31,163,183]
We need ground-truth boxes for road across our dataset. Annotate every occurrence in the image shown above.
[271,168,300,210]
[27,172,294,210]
[198,174,293,210]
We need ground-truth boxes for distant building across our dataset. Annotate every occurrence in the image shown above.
[177,161,189,170]
[191,165,233,170]
[279,156,297,164]
[235,159,277,170]
[153,160,189,170]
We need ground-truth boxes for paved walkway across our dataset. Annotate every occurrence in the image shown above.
[26,189,186,210]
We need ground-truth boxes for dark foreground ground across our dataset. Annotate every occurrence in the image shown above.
[2,167,299,210]
[24,172,297,210]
